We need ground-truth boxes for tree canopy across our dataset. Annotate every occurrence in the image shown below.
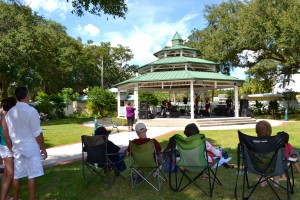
[67,0,128,18]
[0,1,135,99]
[188,0,300,84]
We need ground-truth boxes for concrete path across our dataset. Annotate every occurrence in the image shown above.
[41,119,284,167]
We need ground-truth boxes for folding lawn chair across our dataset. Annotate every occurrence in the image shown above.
[234,131,295,200]
[110,118,119,132]
[81,135,126,188]
[168,134,222,197]
[129,140,166,191]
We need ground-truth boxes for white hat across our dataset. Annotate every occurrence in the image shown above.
[135,122,147,132]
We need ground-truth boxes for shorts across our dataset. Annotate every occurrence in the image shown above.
[13,145,44,179]
[0,145,13,158]
[127,117,134,126]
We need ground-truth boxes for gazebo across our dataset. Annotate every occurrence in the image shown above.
[114,32,244,119]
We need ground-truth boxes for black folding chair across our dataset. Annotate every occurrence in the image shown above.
[235,131,295,200]
[81,135,126,188]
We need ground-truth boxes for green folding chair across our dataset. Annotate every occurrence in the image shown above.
[129,140,166,191]
[168,134,222,197]
[110,118,119,132]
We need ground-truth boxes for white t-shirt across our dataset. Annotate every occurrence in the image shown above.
[5,102,42,155]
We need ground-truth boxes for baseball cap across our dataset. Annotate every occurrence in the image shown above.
[94,127,111,136]
[135,123,147,132]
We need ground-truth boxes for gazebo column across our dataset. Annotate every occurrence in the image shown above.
[234,85,239,117]
[117,90,121,117]
[134,85,139,118]
[190,81,194,119]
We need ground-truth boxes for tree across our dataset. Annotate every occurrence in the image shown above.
[0,1,42,97]
[5,0,128,19]
[86,86,117,117]
[74,42,135,89]
[0,1,83,98]
[239,78,270,95]
[139,92,159,107]
[243,59,279,93]
[0,1,134,99]
[283,89,298,112]
[188,0,300,84]
[31,19,83,94]
[66,0,128,18]
[61,88,79,105]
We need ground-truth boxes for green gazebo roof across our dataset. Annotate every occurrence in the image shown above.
[114,32,244,91]
[114,70,244,87]
[139,56,218,69]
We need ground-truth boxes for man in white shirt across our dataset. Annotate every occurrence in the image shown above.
[2,87,47,200]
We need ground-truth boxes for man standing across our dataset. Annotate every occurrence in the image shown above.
[2,87,47,200]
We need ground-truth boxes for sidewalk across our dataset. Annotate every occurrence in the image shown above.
[41,119,284,167]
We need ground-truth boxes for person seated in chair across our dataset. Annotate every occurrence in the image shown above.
[127,123,162,160]
[277,131,300,180]
[94,127,126,173]
[183,123,231,166]
[255,120,280,187]
[164,123,231,168]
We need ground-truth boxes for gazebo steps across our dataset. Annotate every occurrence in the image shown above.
[137,117,256,128]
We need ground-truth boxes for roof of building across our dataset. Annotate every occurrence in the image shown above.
[139,56,217,69]
[114,70,244,87]
[114,32,244,92]
[172,32,182,41]
[153,45,198,57]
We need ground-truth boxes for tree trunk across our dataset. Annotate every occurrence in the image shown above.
[0,75,9,98]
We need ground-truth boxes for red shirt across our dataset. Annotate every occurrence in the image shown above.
[128,138,161,153]
[285,143,294,158]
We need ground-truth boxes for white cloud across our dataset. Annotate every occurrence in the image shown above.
[44,0,59,12]
[83,24,100,37]
[103,13,198,66]
[75,24,100,37]
[24,0,70,19]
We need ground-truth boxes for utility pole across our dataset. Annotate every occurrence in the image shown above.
[101,56,103,88]
[98,56,104,88]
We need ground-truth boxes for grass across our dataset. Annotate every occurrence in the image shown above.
[14,118,300,199]
[41,117,93,148]
[41,117,127,148]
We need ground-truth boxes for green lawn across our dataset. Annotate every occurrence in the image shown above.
[15,118,300,199]
[41,117,93,148]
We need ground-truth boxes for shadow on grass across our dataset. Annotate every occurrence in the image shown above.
[22,158,298,200]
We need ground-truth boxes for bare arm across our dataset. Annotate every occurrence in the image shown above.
[36,133,48,159]
[2,118,13,151]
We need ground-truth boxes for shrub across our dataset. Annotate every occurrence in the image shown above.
[86,86,117,118]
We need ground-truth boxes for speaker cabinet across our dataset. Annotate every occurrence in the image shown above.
[183,98,188,104]
[240,99,249,110]
[140,100,148,111]
[139,110,148,119]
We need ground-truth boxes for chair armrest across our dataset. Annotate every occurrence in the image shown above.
[288,150,299,162]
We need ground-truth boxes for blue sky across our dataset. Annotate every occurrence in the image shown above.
[23,0,248,79]
[19,0,300,92]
